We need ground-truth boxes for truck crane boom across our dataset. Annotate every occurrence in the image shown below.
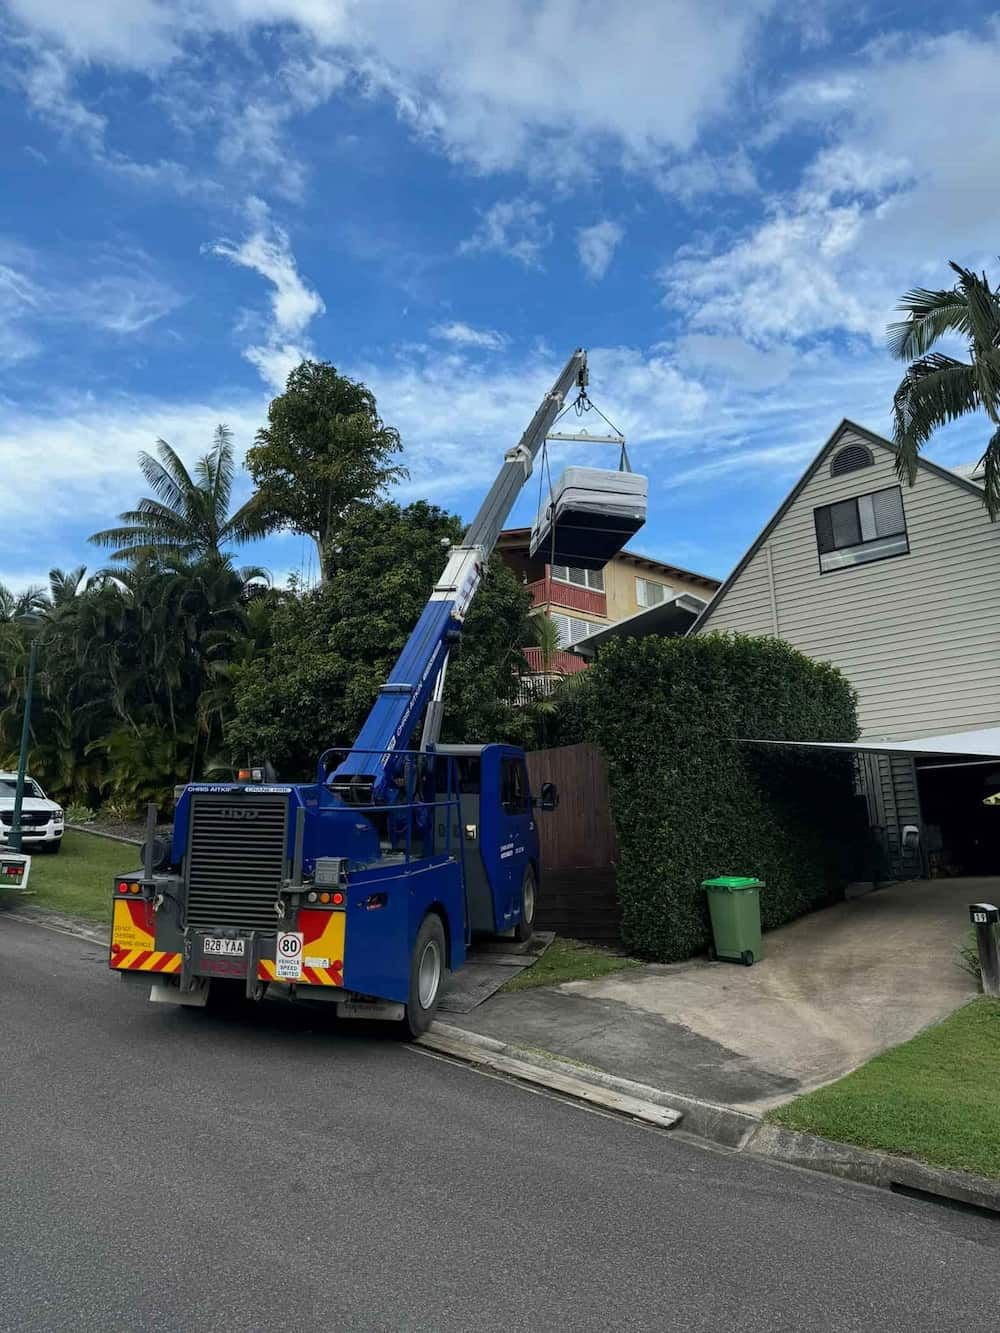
[331,348,588,803]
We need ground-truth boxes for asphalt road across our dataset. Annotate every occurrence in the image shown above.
[1,915,998,1333]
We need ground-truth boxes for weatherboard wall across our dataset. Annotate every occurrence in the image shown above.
[698,425,1000,743]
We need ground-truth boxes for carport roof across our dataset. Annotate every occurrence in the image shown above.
[571,592,707,661]
[743,726,1000,760]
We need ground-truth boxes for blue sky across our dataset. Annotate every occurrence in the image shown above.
[3,1,1000,592]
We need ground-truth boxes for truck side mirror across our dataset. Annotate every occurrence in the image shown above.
[539,782,559,812]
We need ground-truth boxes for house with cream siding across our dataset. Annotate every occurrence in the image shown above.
[694,419,1000,878]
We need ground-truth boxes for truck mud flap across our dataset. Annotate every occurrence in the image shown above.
[150,977,209,1007]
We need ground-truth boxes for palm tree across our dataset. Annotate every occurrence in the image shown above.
[889,261,1000,517]
[0,582,45,623]
[530,610,564,679]
[89,425,268,562]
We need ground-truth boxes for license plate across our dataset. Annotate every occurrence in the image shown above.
[202,936,246,956]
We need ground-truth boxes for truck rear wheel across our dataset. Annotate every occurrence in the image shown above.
[398,913,446,1039]
[513,865,537,943]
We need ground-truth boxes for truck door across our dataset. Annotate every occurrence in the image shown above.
[499,752,533,927]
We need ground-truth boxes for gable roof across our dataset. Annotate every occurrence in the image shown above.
[693,418,987,634]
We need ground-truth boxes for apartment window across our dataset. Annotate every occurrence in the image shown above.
[550,612,603,647]
[551,564,604,591]
[814,486,908,572]
[636,578,673,608]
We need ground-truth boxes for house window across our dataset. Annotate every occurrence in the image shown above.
[814,486,909,572]
[830,443,874,477]
[550,612,603,647]
[636,578,673,608]
[551,564,604,591]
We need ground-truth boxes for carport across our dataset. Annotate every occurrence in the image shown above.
[746,726,1000,880]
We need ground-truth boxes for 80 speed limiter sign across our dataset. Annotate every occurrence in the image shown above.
[275,931,304,980]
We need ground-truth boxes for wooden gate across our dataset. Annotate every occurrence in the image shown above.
[525,743,620,942]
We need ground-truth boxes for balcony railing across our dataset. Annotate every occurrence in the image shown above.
[521,647,589,676]
[526,576,606,617]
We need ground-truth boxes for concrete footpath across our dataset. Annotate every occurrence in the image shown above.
[450,877,981,1114]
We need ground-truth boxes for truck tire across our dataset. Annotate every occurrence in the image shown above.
[398,912,446,1039]
[513,865,537,943]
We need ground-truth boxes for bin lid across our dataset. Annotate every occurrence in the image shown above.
[702,876,764,891]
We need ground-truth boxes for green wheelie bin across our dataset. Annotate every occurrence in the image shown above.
[703,876,764,965]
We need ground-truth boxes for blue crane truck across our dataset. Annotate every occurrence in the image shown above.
[109,350,589,1036]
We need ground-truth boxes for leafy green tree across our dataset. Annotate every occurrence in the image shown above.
[889,261,1000,515]
[89,425,267,562]
[229,501,534,774]
[245,360,406,579]
[0,553,276,809]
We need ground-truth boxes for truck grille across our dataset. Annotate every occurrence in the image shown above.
[185,795,288,931]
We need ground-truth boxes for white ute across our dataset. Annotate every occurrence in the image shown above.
[0,773,64,853]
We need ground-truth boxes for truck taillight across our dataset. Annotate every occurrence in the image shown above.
[117,881,140,894]
[306,890,345,906]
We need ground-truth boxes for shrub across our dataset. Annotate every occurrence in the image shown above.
[96,798,137,825]
[578,632,865,962]
[64,802,94,824]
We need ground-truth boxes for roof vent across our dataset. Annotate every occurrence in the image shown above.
[830,443,874,477]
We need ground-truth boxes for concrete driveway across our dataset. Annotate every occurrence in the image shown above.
[453,877,983,1113]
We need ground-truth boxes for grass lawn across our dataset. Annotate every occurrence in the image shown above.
[3,830,139,923]
[767,998,1000,1180]
[503,936,642,992]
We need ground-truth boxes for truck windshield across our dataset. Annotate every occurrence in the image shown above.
[0,778,43,799]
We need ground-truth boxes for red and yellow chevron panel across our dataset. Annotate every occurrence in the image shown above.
[110,944,182,973]
[110,898,180,974]
[258,908,345,987]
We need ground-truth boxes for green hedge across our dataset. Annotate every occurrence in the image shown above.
[563,632,866,962]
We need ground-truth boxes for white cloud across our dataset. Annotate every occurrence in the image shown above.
[207,200,325,390]
[5,1,774,183]
[352,343,712,512]
[653,149,758,203]
[0,243,181,365]
[459,198,553,269]
[350,1,771,177]
[430,322,509,351]
[159,47,347,200]
[0,391,267,578]
[677,334,796,390]
[19,47,107,149]
[662,25,1000,352]
[5,334,992,592]
[65,273,182,334]
[664,203,876,344]
[576,221,624,282]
